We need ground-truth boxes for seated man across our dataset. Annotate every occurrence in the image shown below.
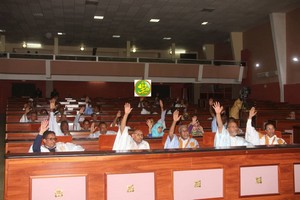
[29,120,84,152]
[246,107,286,145]
[89,121,117,138]
[20,107,38,122]
[73,106,91,131]
[213,102,250,147]
[164,110,199,149]
[113,103,150,150]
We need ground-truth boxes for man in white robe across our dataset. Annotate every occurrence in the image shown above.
[28,120,84,153]
[245,107,286,145]
[213,102,251,147]
[164,110,199,149]
[113,103,150,150]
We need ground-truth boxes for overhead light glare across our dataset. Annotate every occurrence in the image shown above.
[94,15,104,20]
[112,35,120,38]
[292,57,299,62]
[57,32,66,35]
[255,63,260,68]
[175,49,186,54]
[201,21,208,25]
[27,43,42,48]
[163,37,171,40]
[150,19,160,23]
[132,46,137,53]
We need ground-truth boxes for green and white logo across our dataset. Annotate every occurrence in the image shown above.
[134,80,151,97]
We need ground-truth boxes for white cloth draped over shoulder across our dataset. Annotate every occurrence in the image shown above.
[245,119,286,145]
[113,127,150,150]
[28,142,85,152]
[214,126,251,147]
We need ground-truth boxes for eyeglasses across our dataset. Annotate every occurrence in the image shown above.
[46,137,57,141]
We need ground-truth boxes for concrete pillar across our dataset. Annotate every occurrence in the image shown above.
[0,35,5,52]
[203,44,214,60]
[54,37,59,55]
[171,43,176,59]
[126,41,131,57]
[230,32,243,61]
[270,13,286,102]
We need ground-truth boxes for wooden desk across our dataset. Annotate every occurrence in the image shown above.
[5,145,300,200]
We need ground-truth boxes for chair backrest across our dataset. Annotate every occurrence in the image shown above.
[202,132,216,148]
[56,135,73,143]
[98,134,117,150]
[107,126,119,132]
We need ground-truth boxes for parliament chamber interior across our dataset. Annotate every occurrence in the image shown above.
[1,0,300,200]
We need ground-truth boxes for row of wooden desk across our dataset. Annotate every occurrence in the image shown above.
[5,145,300,200]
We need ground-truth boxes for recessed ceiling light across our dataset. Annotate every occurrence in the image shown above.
[112,35,120,38]
[201,21,208,25]
[255,63,260,67]
[150,19,160,23]
[57,32,66,35]
[0,29,6,33]
[163,37,171,40]
[94,15,104,20]
[293,57,299,62]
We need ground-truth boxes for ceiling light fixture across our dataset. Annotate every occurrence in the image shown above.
[201,21,208,25]
[57,32,66,35]
[0,29,6,33]
[112,35,120,38]
[255,63,260,68]
[175,49,186,54]
[22,42,27,48]
[27,43,42,48]
[163,37,171,40]
[150,19,160,23]
[94,16,104,20]
[292,57,299,62]
[132,46,137,53]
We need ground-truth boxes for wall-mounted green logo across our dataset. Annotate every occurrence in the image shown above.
[134,80,151,97]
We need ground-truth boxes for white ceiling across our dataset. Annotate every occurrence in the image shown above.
[0,0,299,51]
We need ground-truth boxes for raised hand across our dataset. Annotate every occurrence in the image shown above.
[49,98,56,111]
[192,116,197,125]
[146,119,153,128]
[212,102,223,115]
[79,106,85,114]
[39,120,49,135]
[248,107,257,119]
[173,110,182,122]
[116,110,121,118]
[124,103,133,115]
[90,122,97,133]
[208,98,214,106]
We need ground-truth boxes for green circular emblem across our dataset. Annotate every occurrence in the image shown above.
[135,80,151,96]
